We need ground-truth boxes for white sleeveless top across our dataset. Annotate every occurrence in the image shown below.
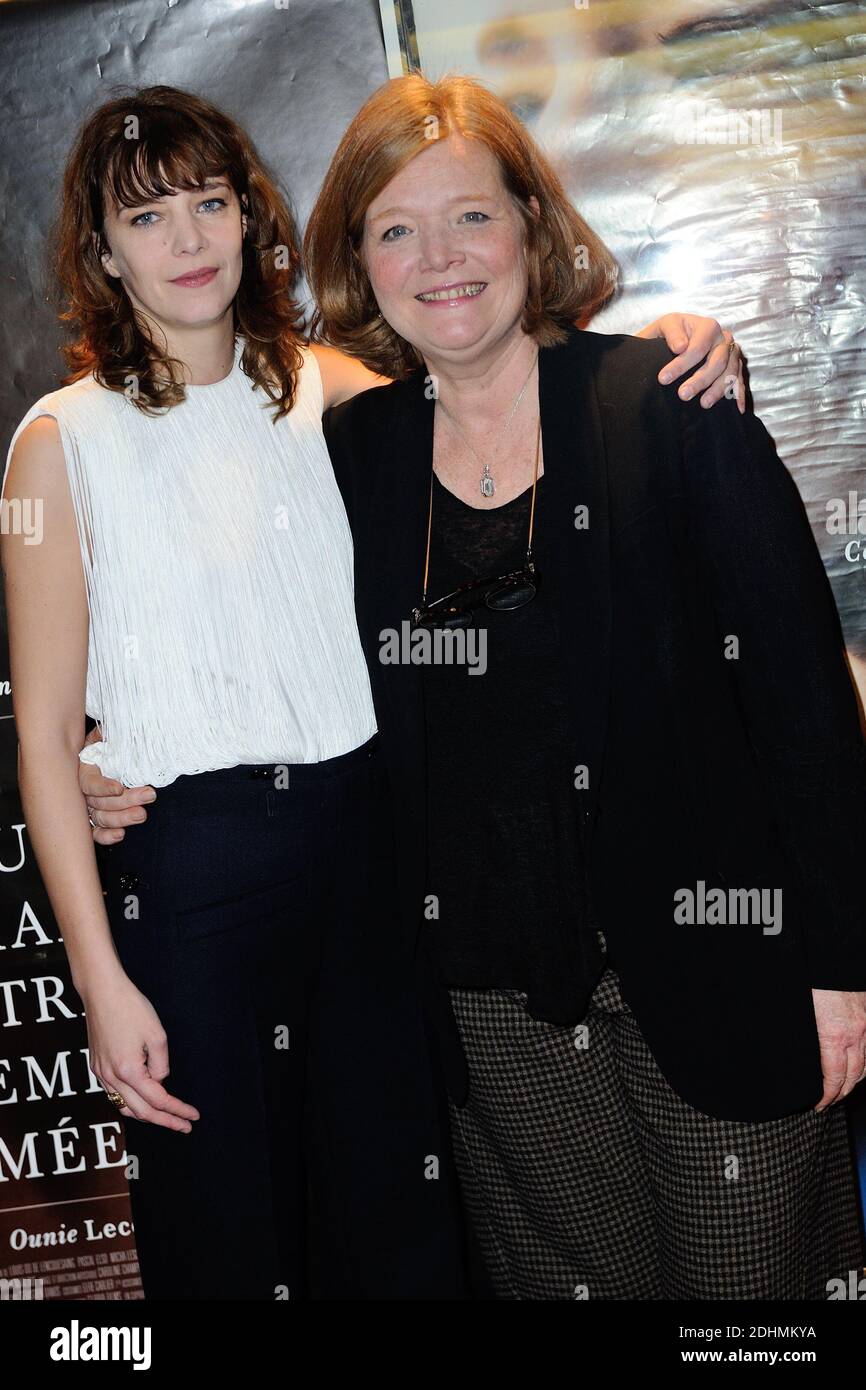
[2,337,377,786]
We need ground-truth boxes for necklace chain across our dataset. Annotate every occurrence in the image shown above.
[435,347,539,498]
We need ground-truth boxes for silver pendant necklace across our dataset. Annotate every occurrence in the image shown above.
[436,348,539,498]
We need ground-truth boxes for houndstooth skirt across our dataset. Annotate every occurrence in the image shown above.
[447,962,866,1300]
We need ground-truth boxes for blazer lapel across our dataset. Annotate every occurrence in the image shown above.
[536,328,612,824]
[373,369,434,801]
[375,329,612,832]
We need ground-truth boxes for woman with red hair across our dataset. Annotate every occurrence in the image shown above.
[302,73,866,1300]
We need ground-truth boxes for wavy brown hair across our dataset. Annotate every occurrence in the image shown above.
[51,85,306,419]
[304,72,619,380]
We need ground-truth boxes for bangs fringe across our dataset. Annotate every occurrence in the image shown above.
[49,85,307,422]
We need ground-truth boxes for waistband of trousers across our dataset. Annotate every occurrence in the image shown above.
[158,733,381,794]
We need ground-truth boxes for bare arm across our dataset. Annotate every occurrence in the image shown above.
[309,342,392,409]
[2,418,122,997]
[2,419,197,1131]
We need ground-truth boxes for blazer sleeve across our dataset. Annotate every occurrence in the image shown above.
[676,391,866,989]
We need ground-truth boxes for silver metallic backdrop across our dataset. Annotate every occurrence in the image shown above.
[0,0,864,1296]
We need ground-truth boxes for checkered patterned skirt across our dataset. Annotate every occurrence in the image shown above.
[447,964,865,1300]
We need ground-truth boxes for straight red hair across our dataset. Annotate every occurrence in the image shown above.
[305,73,619,380]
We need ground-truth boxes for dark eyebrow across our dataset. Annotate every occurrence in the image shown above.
[121,178,231,213]
[369,193,496,223]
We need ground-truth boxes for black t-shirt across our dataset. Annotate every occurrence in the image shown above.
[420,471,607,1022]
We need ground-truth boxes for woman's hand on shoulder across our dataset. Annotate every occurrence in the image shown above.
[636,312,746,414]
[309,342,392,410]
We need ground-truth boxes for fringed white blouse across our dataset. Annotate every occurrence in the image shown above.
[3,337,377,786]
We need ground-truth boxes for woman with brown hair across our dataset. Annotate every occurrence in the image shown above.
[297,73,865,1300]
[47,81,742,1299]
[1,83,474,1300]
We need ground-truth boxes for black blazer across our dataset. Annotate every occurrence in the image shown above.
[322,324,866,1122]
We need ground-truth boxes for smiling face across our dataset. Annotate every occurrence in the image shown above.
[361,133,539,367]
[97,174,247,340]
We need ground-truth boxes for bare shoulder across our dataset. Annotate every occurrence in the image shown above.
[3,415,76,556]
[3,419,68,535]
[14,413,63,450]
[8,415,65,480]
[307,342,345,373]
[307,342,343,400]
[308,342,391,409]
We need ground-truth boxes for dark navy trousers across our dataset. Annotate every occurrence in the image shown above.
[96,735,468,1300]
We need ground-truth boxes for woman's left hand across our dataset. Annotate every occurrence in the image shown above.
[636,312,746,414]
[811,988,866,1110]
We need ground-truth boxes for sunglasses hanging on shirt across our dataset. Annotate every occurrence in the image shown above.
[411,415,542,630]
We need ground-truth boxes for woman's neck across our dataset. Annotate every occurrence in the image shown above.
[423,329,539,430]
[137,309,237,386]
[427,329,543,509]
